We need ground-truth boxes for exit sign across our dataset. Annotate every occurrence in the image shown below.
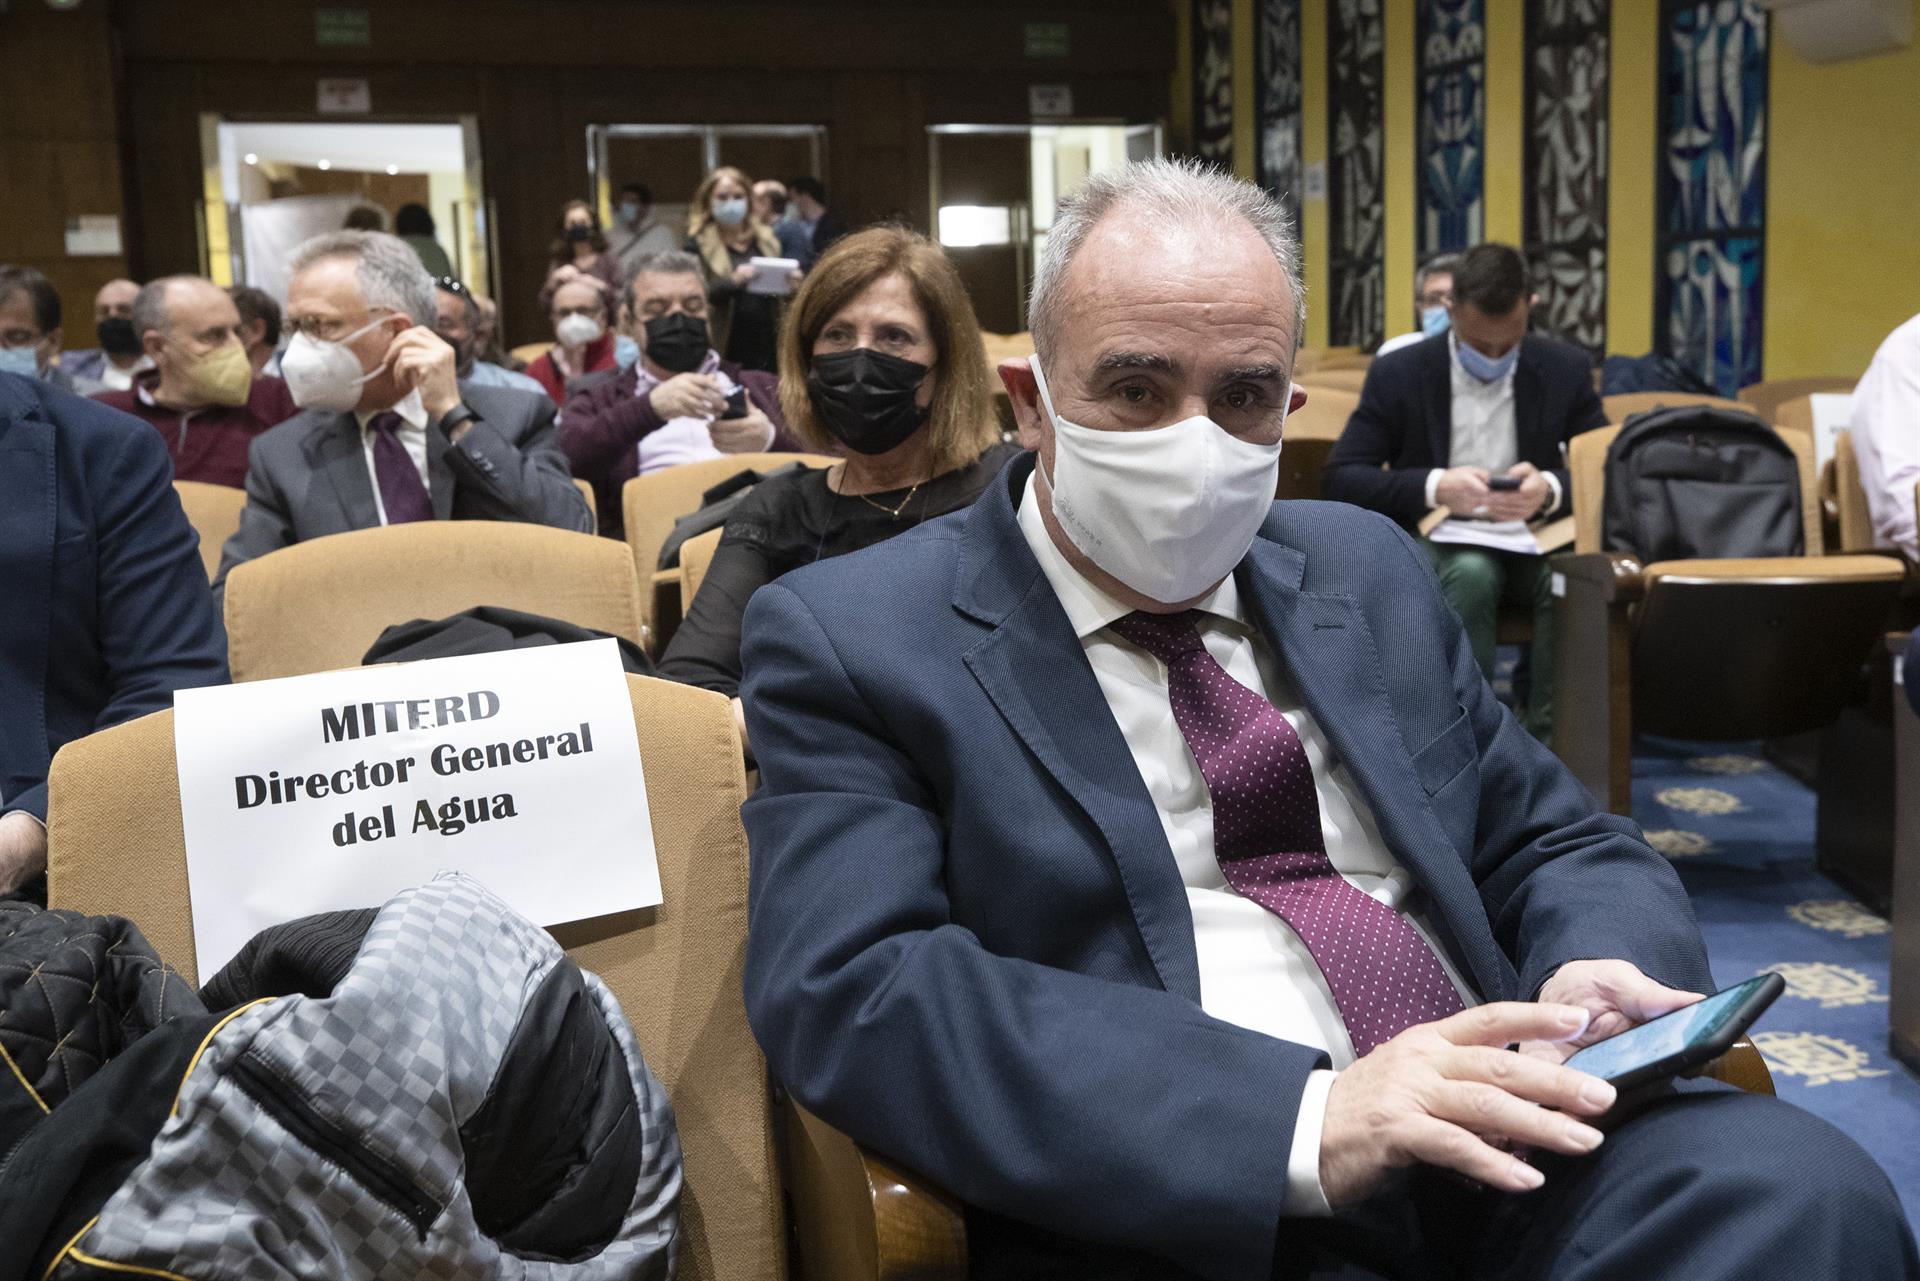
[315,7,371,47]
[1025,21,1069,58]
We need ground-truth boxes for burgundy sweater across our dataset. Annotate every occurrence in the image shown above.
[95,371,299,489]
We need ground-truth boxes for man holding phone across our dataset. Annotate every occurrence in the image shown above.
[1323,244,1607,744]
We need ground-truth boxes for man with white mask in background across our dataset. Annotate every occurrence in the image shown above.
[214,231,589,598]
[735,158,1914,1281]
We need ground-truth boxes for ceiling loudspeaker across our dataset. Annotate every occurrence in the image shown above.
[1754,0,1913,63]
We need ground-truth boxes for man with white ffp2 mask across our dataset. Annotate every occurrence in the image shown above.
[735,158,1915,1280]
[214,231,591,597]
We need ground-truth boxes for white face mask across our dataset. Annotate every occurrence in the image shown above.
[1032,358,1285,605]
[280,317,387,413]
[555,313,605,348]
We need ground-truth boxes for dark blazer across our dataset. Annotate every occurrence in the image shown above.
[0,374,228,822]
[739,452,1711,1281]
[214,382,592,590]
[1321,333,1606,529]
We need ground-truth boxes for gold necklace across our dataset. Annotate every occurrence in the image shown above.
[855,482,923,519]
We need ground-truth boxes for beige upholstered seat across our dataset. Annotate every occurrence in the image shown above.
[222,521,643,682]
[1599,391,1746,423]
[678,526,726,613]
[1738,376,1854,423]
[46,675,785,1281]
[174,481,248,583]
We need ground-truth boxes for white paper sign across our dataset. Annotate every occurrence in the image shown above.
[316,77,372,114]
[1028,83,1074,117]
[64,215,122,257]
[745,256,800,295]
[1809,393,1855,471]
[173,639,658,983]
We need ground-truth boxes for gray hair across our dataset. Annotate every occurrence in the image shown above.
[624,250,705,307]
[1415,252,1462,299]
[289,230,437,326]
[1026,156,1306,361]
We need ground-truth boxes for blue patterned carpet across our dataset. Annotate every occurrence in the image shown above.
[1633,735,1920,1224]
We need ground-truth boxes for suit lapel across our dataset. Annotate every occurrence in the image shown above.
[1512,342,1544,461]
[954,462,1202,1000]
[425,424,454,520]
[307,413,380,528]
[0,391,55,785]
[1423,340,1454,466]
[1237,537,1512,1000]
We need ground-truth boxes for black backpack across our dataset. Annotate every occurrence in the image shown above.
[1600,405,1804,562]
[656,461,813,571]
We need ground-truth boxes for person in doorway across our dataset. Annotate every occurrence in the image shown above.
[229,285,284,376]
[560,250,799,538]
[395,202,454,279]
[1377,253,1460,357]
[543,199,624,310]
[786,175,846,267]
[755,178,812,264]
[525,277,617,405]
[610,182,682,279]
[60,278,147,392]
[686,166,787,373]
[93,276,298,488]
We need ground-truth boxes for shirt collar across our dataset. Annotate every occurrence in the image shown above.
[1015,472,1247,641]
[631,348,722,395]
[355,388,428,433]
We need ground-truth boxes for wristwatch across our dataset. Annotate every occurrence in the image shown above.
[438,403,478,438]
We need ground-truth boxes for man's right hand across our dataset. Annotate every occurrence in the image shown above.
[649,373,728,421]
[1434,466,1494,517]
[0,811,48,895]
[1318,1003,1617,1207]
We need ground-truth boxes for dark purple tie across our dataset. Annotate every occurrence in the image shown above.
[1111,610,1464,1056]
[369,412,432,524]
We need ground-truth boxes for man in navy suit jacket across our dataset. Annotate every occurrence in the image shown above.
[0,373,228,895]
[1322,245,1606,743]
[738,162,1913,1280]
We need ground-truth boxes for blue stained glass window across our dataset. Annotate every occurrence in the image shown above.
[1657,1,1768,394]
[1417,0,1486,268]
[1525,0,1611,359]
[1329,0,1386,350]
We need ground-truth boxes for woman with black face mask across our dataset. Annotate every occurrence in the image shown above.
[657,226,1018,734]
[540,198,625,313]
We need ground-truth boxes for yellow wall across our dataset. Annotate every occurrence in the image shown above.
[1201,0,1917,376]
[1766,29,1920,378]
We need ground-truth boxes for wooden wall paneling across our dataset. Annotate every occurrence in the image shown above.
[122,62,205,283]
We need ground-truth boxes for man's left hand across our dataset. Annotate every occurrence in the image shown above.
[709,404,777,453]
[388,326,463,423]
[1485,462,1553,522]
[1520,959,1703,1065]
[0,811,48,896]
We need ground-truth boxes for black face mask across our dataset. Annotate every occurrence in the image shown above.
[97,317,140,358]
[806,348,931,455]
[643,312,711,374]
[565,224,593,242]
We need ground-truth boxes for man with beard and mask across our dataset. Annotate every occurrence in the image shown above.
[654,227,1015,724]
[214,231,589,597]
[431,276,545,397]
[560,251,801,540]
[61,278,148,392]
[735,161,1917,1281]
[1322,243,1604,746]
[93,276,298,488]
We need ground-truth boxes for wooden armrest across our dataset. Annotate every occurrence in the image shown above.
[1641,554,1908,584]
[782,1099,967,1281]
[1550,551,1646,603]
[649,567,677,588]
[1701,1036,1775,1096]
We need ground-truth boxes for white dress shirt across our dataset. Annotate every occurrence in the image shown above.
[97,355,150,393]
[355,389,430,526]
[1423,336,1562,516]
[1016,476,1479,1216]
[1851,311,1920,561]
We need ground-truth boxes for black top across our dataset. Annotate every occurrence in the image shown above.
[709,242,780,373]
[657,440,1021,697]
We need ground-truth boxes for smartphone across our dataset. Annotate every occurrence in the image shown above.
[1487,476,1523,491]
[1562,972,1784,1091]
[719,387,748,420]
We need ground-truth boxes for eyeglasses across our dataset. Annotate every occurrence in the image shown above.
[285,307,397,343]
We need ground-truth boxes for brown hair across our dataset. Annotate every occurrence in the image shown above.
[778,226,1000,474]
[686,166,759,238]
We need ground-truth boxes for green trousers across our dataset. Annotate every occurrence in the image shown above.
[1418,539,1555,745]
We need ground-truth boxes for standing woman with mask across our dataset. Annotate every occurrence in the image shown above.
[542,199,625,310]
[685,166,786,373]
[657,226,1018,724]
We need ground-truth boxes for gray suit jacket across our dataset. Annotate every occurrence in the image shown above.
[214,382,591,591]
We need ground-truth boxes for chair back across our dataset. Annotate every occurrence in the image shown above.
[1832,431,1881,554]
[575,477,598,532]
[174,481,247,583]
[223,522,644,682]
[679,527,726,612]
[45,675,785,1281]
[1296,368,1368,394]
[622,452,836,599]
[1568,423,1822,556]
[1738,376,1854,423]
[1600,391,1746,423]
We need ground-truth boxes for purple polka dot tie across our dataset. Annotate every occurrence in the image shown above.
[369,412,433,524]
[1112,610,1463,1057]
